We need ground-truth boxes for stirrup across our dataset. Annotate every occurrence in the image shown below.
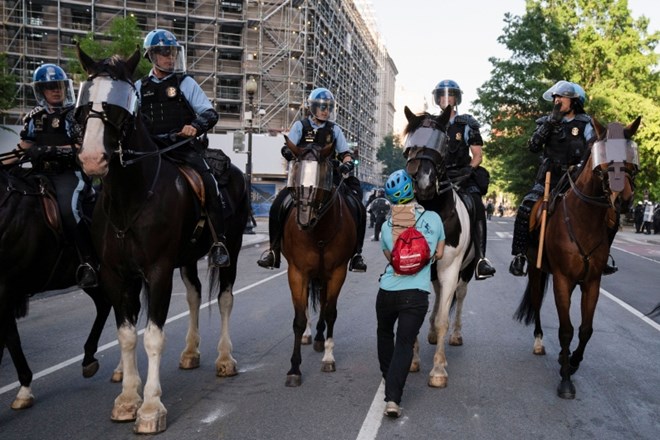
[76,262,99,289]
[475,258,496,280]
[257,249,280,269]
[209,242,230,268]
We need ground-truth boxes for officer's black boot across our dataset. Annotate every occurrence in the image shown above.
[347,184,367,273]
[204,173,230,268]
[74,222,99,289]
[509,204,531,276]
[474,218,495,280]
[257,190,289,269]
[603,223,619,275]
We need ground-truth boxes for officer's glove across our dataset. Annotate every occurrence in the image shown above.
[549,102,565,125]
[339,160,354,175]
[26,145,54,162]
[280,146,295,161]
[461,166,474,177]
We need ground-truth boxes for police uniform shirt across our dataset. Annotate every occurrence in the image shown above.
[134,70,214,115]
[287,116,350,154]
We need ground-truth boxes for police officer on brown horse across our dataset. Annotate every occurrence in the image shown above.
[257,87,367,272]
[431,79,495,280]
[135,29,229,267]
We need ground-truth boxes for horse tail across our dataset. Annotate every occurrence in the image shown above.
[309,278,322,312]
[208,266,221,303]
[513,271,549,325]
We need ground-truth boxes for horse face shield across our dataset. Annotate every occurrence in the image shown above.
[592,138,639,193]
[75,77,138,177]
[288,159,333,229]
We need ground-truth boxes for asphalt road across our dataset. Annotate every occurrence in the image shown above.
[1,217,659,440]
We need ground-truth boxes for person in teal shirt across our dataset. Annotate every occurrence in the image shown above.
[376,170,445,418]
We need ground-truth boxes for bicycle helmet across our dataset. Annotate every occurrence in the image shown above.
[385,170,415,205]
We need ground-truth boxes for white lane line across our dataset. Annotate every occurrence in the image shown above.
[356,380,386,440]
[0,271,287,396]
[611,244,660,265]
[601,287,660,332]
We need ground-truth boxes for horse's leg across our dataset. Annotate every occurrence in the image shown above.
[215,275,237,377]
[321,272,346,373]
[313,312,326,352]
[134,320,167,434]
[553,275,577,399]
[82,287,113,378]
[568,280,599,375]
[529,268,546,356]
[301,307,312,345]
[427,278,441,345]
[112,321,142,422]
[410,337,421,372]
[448,280,468,346]
[178,265,201,370]
[286,268,308,387]
[4,317,35,409]
[428,269,458,388]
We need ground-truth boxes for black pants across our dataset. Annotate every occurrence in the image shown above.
[376,288,429,405]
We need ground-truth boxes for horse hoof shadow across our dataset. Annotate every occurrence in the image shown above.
[285,374,302,387]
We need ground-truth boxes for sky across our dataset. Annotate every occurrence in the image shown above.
[370,0,660,134]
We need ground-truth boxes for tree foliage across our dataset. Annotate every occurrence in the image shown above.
[65,16,151,81]
[0,53,17,116]
[474,0,660,203]
[376,134,407,179]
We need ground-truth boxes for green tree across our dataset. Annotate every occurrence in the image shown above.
[376,134,407,178]
[474,0,660,203]
[65,16,151,81]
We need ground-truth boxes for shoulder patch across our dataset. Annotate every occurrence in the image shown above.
[23,106,44,123]
[455,114,480,129]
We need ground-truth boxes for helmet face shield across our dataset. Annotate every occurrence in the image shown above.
[307,88,336,122]
[33,79,75,108]
[542,80,580,101]
[432,79,462,107]
[147,45,186,73]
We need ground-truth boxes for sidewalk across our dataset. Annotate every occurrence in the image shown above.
[617,223,660,245]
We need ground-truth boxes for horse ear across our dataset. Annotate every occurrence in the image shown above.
[625,116,642,138]
[404,106,415,124]
[592,117,606,140]
[437,105,452,128]
[283,135,302,157]
[76,42,96,74]
[125,46,142,76]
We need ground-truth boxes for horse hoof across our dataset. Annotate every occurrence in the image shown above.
[179,354,201,370]
[134,411,167,434]
[285,374,302,387]
[111,403,139,422]
[82,360,100,378]
[110,370,123,383]
[301,335,312,345]
[557,379,576,399]
[533,346,546,356]
[427,334,437,345]
[313,340,324,352]
[216,362,238,377]
[428,376,448,388]
[321,361,336,373]
[409,361,420,372]
[448,335,463,346]
[11,396,34,410]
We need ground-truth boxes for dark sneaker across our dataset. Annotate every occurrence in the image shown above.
[384,401,401,418]
[209,242,230,268]
[76,263,99,289]
[475,258,496,280]
[348,254,367,272]
[603,254,618,275]
[509,254,527,277]
[257,250,280,269]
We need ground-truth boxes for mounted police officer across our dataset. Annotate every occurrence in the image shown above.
[257,87,367,272]
[432,79,495,280]
[135,29,229,267]
[4,64,99,288]
[509,80,618,276]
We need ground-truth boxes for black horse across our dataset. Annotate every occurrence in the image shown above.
[75,46,249,434]
[0,167,111,410]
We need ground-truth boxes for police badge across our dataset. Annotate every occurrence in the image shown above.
[52,117,60,128]
[571,127,579,136]
[456,132,463,142]
[166,87,177,98]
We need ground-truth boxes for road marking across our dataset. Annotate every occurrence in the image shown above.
[611,244,660,265]
[601,287,660,332]
[356,380,386,440]
[0,271,287,396]
[495,231,513,238]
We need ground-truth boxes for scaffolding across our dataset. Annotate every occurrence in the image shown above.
[1,0,395,185]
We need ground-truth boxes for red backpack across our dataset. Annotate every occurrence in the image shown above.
[390,213,431,275]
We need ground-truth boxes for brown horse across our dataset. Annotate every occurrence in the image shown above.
[280,135,361,387]
[515,116,641,399]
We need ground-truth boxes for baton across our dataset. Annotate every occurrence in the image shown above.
[536,171,551,269]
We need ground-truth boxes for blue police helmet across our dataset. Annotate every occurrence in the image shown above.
[432,79,462,106]
[307,87,337,122]
[32,64,75,107]
[143,29,186,73]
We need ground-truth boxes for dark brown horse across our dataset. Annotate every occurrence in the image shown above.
[74,47,249,433]
[280,135,361,387]
[0,166,111,410]
[515,116,641,399]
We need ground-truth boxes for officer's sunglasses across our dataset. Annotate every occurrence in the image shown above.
[316,104,333,111]
[42,82,62,91]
